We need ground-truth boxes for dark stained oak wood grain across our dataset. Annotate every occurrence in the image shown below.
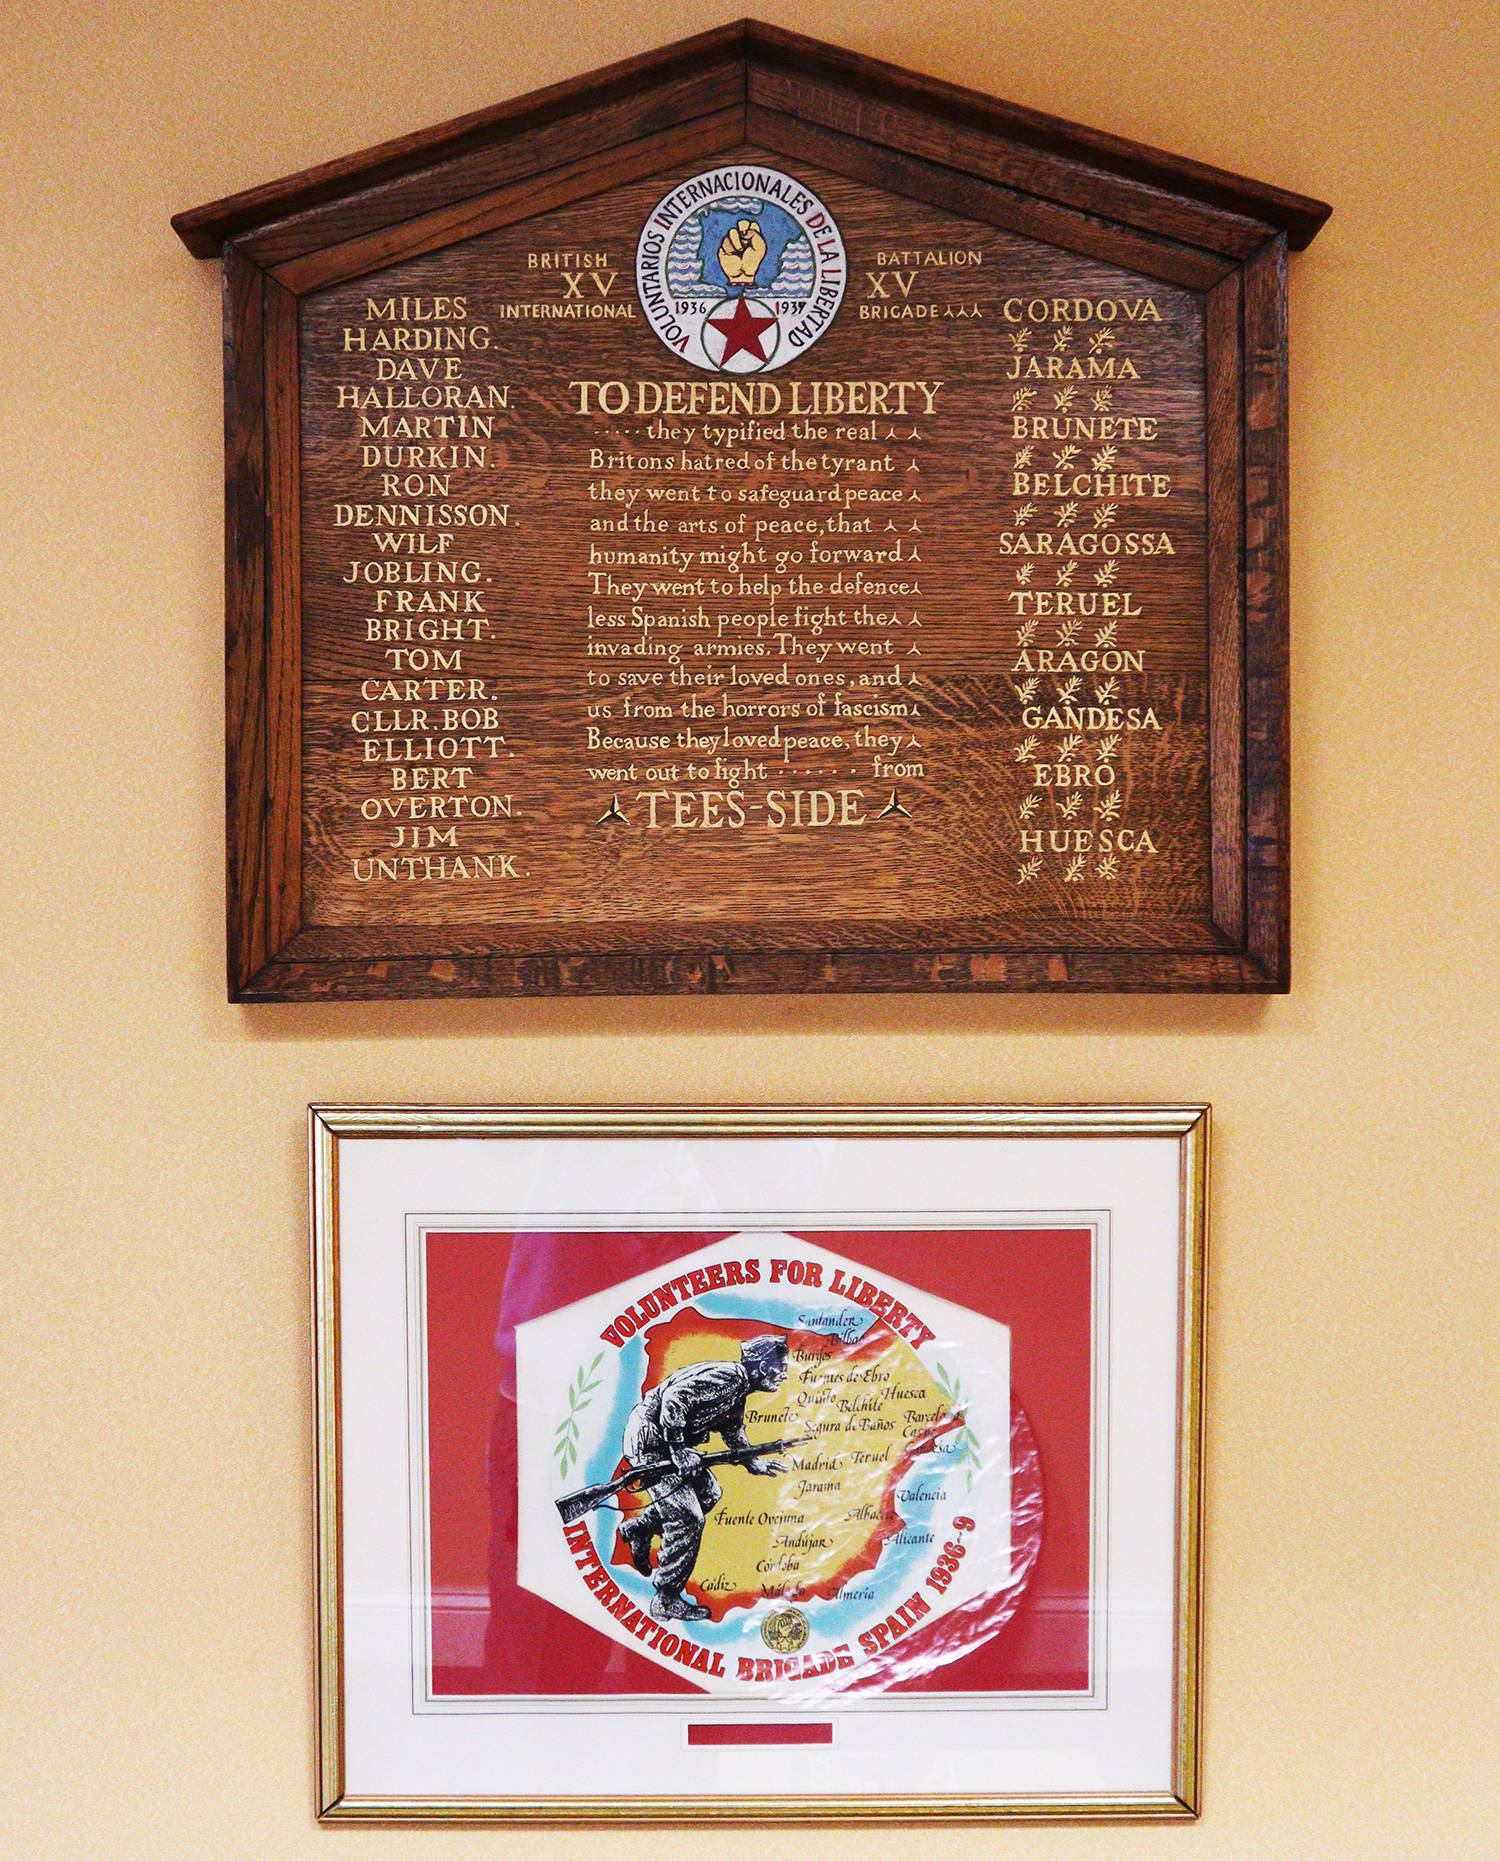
[223,246,270,990]
[1204,271,1245,948]
[269,111,746,295]
[174,22,756,256]
[174,20,1330,258]
[232,945,1276,1001]
[185,26,1325,1000]
[237,68,750,272]
[270,915,1234,961]
[746,72,1273,263]
[265,279,303,953]
[741,23,1329,249]
[1241,238,1291,987]
[745,107,1236,291]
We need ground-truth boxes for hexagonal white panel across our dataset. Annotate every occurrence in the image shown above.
[516,1231,1029,1699]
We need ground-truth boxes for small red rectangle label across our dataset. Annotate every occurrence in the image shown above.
[688,1723,833,1747]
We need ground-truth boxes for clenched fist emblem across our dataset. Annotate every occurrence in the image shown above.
[638,166,845,371]
[718,218,768,285]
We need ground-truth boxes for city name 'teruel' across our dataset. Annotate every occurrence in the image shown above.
[569,379,944,417]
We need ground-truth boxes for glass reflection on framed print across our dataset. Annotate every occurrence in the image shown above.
[311,1105,1207,1821]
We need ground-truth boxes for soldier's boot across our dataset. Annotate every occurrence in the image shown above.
[651,1587,710,1623]
[620,1514,655,1578]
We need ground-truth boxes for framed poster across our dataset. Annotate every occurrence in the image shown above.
[311,1104,1207,1819]
[176,22,1327,1000]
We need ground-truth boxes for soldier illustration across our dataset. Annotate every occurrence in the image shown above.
[619,1336,790,1620]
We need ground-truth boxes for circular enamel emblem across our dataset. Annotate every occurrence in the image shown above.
[635,166,846,373]
[760,1606,811,1653]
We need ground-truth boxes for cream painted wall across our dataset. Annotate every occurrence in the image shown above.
[3,2,1496,1854]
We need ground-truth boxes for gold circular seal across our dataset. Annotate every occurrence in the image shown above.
[760,1607,810,1653]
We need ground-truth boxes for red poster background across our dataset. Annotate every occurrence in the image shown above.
[424,1227,1093,1696]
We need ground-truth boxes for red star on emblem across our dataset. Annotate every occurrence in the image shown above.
[706,297,778,366]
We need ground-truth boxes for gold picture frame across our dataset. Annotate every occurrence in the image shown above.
[311,1104,1207,1820]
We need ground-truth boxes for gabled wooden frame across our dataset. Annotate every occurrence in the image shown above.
[175,19,1328,1000]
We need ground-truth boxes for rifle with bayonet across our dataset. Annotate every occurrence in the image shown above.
[555,1435,811,1527]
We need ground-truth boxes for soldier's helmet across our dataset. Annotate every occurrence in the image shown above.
[741,1334,789,1386]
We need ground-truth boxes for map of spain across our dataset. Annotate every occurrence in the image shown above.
[609,1311,966,1618]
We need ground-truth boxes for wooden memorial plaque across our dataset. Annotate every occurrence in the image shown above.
[175,21,1327,999]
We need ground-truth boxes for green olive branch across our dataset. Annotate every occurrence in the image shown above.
[553,1352,604,1480]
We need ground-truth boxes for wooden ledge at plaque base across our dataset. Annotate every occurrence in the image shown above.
[175,20,1329,1000]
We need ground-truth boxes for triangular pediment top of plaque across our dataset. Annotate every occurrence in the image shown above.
[173,20,1330,272]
